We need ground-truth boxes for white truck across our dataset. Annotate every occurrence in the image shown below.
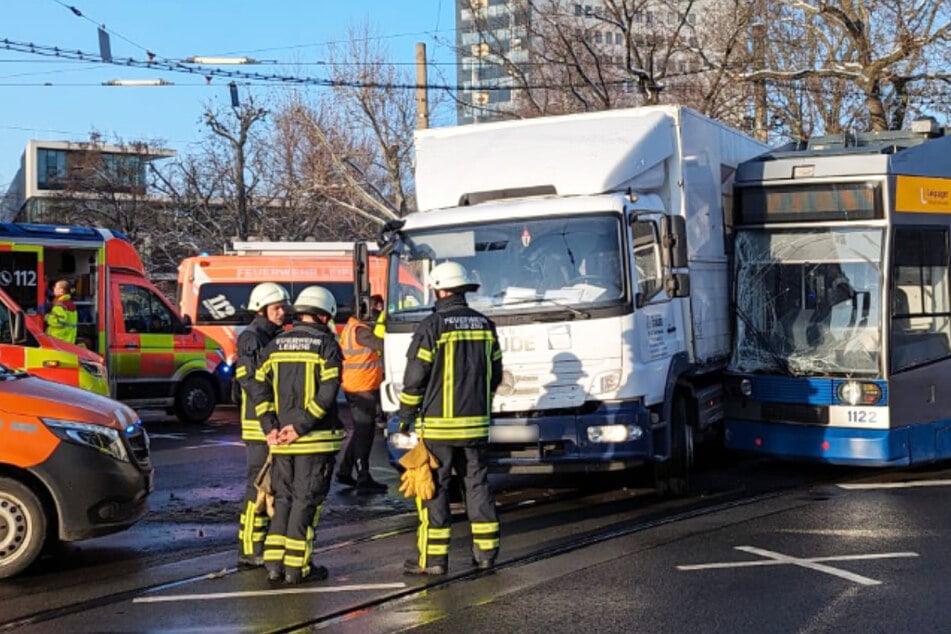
[374,106,768,491]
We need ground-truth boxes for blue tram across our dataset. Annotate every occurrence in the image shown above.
[725,119,951,466]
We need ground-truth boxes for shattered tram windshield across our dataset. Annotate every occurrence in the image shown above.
[388,214,626,322]
[731,228,883,376]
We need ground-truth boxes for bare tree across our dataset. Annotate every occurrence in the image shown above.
[745,1,951,135]
[202,96,270,240]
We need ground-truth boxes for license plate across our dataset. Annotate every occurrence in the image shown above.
[489,424,539,443]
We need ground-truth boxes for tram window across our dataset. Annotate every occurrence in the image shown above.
[891,228,951,372]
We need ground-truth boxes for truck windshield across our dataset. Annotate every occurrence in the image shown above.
[388,214,626,322]
[731,228,884,377]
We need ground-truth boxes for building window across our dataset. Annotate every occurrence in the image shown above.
[616,33,623,45]
[36,149,67,190]
[574,4,583,16]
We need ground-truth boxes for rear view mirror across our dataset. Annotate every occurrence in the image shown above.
[660,215,688,269]
[353,242,371,320]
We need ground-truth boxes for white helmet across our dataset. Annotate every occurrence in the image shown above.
[247,282,290,312]
[429,261,479,293]
[293,285,337,318]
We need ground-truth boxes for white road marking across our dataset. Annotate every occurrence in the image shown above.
[147,433,187,440]
[838,479,951,490]
[133,582,408,603]
[677,546,918,586]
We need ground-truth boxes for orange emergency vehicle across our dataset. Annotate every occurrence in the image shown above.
[0,223,229,423]
[0,285,110,395]
[176,241,388,364]
[0,362,152,578]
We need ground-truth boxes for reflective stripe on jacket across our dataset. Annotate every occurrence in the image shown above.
[46,294,78,344]
[340,316,383,394]
[235,316,282,442]
[253,321,344,454]
[397,294,503,441]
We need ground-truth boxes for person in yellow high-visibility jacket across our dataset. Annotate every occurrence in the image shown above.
[45,279,78,344]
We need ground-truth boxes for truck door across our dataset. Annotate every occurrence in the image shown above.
[110,273,203,401]
[631,216,686,403]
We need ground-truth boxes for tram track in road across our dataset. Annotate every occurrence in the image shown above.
[0,477,646,631]
[0,459,859,632]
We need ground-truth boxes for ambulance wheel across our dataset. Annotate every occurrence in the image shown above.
[654,396,693,497]
[174,375,216,424]
[0,478,48,579]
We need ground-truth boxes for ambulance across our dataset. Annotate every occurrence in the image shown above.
[0,362,152,578]
[176,241,389,364]
[0,223,229,423]
[0,285,110,395]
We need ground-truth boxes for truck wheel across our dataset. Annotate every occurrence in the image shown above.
[654,396,693,497]
[0,478,48,579]
[174,375,216,424]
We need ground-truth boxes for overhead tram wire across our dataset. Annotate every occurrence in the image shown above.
[0,37,658,92]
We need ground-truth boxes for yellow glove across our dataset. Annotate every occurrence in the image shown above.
[397,441,439,501]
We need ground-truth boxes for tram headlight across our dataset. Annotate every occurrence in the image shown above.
[836,381,883,405]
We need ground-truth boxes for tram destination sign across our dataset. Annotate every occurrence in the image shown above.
[736,182,882,224]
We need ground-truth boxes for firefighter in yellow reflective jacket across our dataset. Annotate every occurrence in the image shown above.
[45,279,78,344]
[397,261,503,576]
[254,285,345,585]
[235,282,289,568]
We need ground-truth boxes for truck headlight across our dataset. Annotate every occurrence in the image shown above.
[587,424,643,443]
[42,418,130,462]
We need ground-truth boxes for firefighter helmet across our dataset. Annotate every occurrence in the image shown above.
[293,286,337,318]
[429,261,479,293]
[247,282,290,312]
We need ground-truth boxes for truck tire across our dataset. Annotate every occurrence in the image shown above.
[174,374,216,424]
[0,478,48,579]
[654,396,693,497]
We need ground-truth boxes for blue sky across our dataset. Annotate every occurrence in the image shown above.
[0,0,457,186]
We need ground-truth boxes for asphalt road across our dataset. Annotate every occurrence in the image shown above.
[6,407,951,633]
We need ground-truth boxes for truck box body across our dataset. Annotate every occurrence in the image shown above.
[413,106,766,365]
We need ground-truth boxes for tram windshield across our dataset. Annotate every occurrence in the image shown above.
[386,214,626,323]
[732,228,883,377]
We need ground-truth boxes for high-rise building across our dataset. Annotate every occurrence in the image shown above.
[455,0,715,125]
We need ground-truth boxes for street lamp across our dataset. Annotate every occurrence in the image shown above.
[183,56,258,65]
[103,79,173,86]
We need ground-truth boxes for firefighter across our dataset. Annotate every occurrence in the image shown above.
[45,279,78,344]
[335,304,387,493]
[255,286,345,584]
[397,261,503,575]
[235,282,290,568]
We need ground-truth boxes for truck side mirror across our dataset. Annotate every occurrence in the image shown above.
[353,241,372,321]
[12,310,26,344]
[660,215,688,269]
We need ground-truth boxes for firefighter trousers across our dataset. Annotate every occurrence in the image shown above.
[264,452,335,579]
[238,440,269,558]
[413,441,500,570]
[339,391,379,479]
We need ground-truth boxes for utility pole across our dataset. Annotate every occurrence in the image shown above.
[415,42,429,130]
[750,0,768,142]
